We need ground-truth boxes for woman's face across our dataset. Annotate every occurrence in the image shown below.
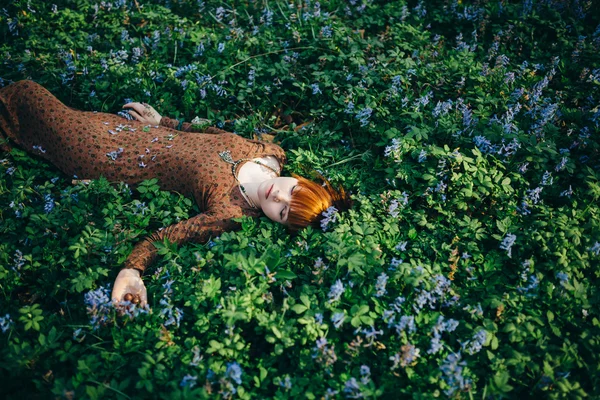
[258,177,300,224]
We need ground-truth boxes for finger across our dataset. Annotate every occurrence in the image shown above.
[123,102,146,114]
[133,282,147,305]
[139,286,148,308]
[111,284,126,304]
[127,110,145,122]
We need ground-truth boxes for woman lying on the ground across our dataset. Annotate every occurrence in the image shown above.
[0,80,351,308]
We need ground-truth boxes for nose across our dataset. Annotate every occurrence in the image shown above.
[273,190,290,203]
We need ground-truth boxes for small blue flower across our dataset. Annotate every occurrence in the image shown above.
[343,377,362,399]
[556,271,569,287]
[589,242,600,255]
[440,352,470,396]
[360,365,371,384]
[374,272,388,297]
[321,25,333,38]
[427,333,443,354]
[328,280,345,302]
[394,315,416,335]
[0,314,13,333]
[355,107,373,127]
[226,362,243,384]
[331,312,345,329]
[180,374,198,388]
[315,313,323,324]
[463,329,487,354]
[499,233,517,258]
[44,194,55,214]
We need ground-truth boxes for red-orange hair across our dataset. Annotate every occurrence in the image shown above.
[287,172,352,232]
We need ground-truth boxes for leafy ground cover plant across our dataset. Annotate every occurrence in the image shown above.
[0,0,599,398]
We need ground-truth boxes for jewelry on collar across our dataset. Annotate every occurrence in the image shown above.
[218,150,281,209]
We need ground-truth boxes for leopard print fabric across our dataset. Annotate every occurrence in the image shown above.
[0,80,287,274]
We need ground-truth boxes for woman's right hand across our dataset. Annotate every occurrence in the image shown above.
[111,268,148,307]
[122,102,162,125]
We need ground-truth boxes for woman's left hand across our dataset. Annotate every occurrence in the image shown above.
[123,102,162,125]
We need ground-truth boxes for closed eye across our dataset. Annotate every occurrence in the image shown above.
[281,186,297,221]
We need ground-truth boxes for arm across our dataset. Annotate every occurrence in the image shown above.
[159,115,228,134]
[124,205,239,274]
[121,101,227,134]
[112,201,242,306]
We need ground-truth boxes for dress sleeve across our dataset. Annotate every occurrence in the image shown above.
[123,201,242,274]
[159,116,228,134]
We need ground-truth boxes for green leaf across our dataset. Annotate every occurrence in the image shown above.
[276,270,297,280]
[493,371,514,393]
[291,304,308,314]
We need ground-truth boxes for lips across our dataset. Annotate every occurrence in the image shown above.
[266,184,274,199]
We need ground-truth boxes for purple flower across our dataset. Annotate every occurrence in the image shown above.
[321,206,338,231]
[343,377,362,399]
[189,346,202,366]
[311,83,322,94]
[313,338,338,369]
[0,313,13,333]
[555,157,568,172]
[315,313,323,324]
[499,233,517,258]
[84,286,113,330]
[226,362,243,384]
[392,343,421,369]
[395,241,407,252]
[44,194,55,213]
[440,352,471,396]
[159,298,184,328]
[445,319,459,332]
[394,315,416,335]
[463,329,487,354]
[247,69,255,86]
[13,249,25,272]
[427,333,443,354]
[374,272,388,297]
[556,271,569,287]
[360,365,371,385]
[180,374,198,388]
[504,72,515,84]
[433,100,453,118]
[541,171,553,186]
[355,107,373,127]
[328,280,345,302]
[589,242,600,256]
[331,312,345,329]
[560,185,573,198]
[525,186,543,205]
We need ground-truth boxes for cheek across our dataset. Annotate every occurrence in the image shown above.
[262,203,278,220]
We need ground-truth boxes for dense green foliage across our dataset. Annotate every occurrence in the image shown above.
[1,0,600,398]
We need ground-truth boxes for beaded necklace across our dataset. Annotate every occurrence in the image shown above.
[218,150,280,209]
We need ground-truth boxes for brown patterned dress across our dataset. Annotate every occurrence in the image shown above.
[0,80,286,274]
